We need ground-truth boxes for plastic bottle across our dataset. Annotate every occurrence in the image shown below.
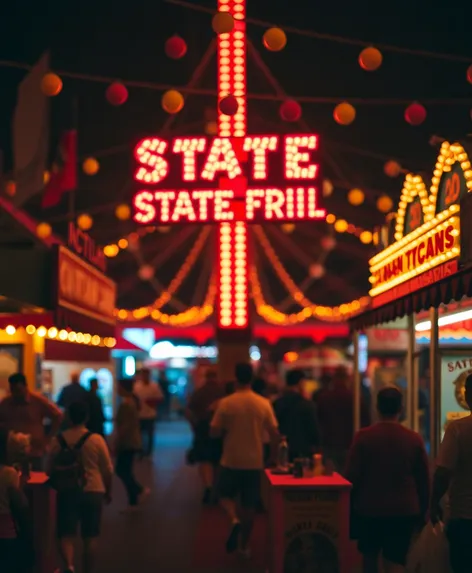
[277,436,289,470]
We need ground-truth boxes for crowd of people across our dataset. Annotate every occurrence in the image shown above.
[186,364,472,573]
[0,369,160,573]
[0,362,470,572]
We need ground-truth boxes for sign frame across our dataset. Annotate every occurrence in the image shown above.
[55,246,117,326]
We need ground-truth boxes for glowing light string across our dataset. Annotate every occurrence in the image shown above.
[164,0,472,63]
[251,226,370,323]
[117,226,212,320]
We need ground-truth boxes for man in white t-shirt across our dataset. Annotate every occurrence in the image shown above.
[432,372,472,573]
[133,368,163,458]
[211,363,279,556]
[47,401,113,573]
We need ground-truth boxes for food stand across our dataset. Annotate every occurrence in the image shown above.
[350,141,472,457]
[265,471,352,573]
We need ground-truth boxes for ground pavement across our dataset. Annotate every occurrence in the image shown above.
[94,420,265,573]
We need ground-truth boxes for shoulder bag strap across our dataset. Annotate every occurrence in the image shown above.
[57,434,69,450]
[74,431,92,451]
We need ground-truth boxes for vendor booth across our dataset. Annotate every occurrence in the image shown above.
[0,204,116,573]
[350,141,472,457]
[0,211,116,403]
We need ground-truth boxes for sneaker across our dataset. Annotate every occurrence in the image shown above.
[225,521,241,553]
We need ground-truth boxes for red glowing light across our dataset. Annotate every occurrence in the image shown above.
[131,0,325,332]
[132,134,320,187]
[132,187,325,224]
[217,221,248,329]
[134,138,169,184]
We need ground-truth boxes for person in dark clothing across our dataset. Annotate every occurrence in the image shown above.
[252,378,267,397]
[57,372,88,411]
[158,372,171,420]
[186,369,224,504]
[224,381,236,396]
[317,367,369,472]
[312,373,331,403]
[346,387,429,573]
[57,372,88,431]
[85,378,105,436]
[273,369,321,462]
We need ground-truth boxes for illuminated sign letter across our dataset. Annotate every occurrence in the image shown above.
[201,138,242,181]
[155,191,176,222]
[193,191,214,221]
[172,138,207,182]
[284,135,318,180]
[243,136,279,180]
[214,190,235,221]
[245,189,265,220]
[264,189,286,220]
[134,138,169,184]
[133,191,156,224]
[172,191,197,222]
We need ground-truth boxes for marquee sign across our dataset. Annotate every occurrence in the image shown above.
[369,141,472,302]
[56,246,116,325]
[68,222,106,272]
[132,134,325,224]
[370,218,460,296]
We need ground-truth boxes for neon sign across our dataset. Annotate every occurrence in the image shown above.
[370,217,460,297]
[132,134,325,225]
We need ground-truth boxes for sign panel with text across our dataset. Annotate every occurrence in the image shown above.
[132,134,326,224]
[369,216,460,298]
[56,247,116,325]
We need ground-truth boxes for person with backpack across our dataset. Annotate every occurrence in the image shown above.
[47,401,113,573]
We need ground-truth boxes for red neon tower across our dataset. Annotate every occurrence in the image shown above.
[215,0,251,361]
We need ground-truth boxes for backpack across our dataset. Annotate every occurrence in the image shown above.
[48,432,92,493]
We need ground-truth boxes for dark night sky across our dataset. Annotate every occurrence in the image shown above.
[1,0,472,311]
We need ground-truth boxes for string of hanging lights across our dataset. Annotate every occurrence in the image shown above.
[116,275,217,327]
[249,265,369,325]
[116,227,211,320]
[163,0,472,64]
[252,226,370,321]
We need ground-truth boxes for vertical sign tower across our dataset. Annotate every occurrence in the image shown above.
[216,0,251,374]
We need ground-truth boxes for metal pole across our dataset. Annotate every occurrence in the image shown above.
[429,307,440,458]
[353,330,361,433]
[406,314,418,430]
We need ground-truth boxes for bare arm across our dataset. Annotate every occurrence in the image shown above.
[97,436,113,499]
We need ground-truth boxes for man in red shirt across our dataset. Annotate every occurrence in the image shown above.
[345,387,429,573]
